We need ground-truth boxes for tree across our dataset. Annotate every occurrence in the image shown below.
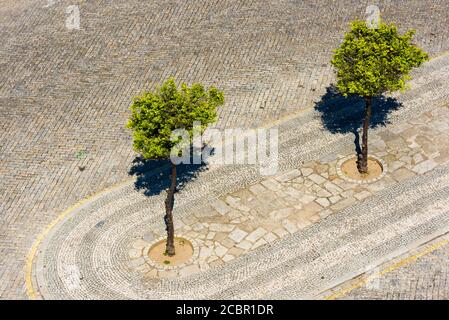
[127,78,224,256]
[331,20,428,173]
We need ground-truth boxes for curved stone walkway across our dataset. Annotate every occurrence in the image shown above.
[30,54,449,299]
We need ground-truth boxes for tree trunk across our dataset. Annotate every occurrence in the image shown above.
[164,162,177,256]
[358,96,372,174]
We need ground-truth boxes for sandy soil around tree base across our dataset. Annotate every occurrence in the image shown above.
[341,157,383,181]
[148,237,193,266]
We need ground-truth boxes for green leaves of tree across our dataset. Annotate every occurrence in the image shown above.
[127,77,224,160]
[331,20,428,97]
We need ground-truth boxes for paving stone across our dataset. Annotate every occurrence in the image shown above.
[145,269,158,278]
[308,173,327,185]
[214,243,228,258]
[199,246,213,259]
[213,232,228,242]
[314,186,332,197]
[236,240,253,251]
[228,228,248,243]
[209,223,235,233]
[221,238,236,249]
[269,207,296,221]
[284,186,303,198]
[323,181,343,195]
[386,137,406,150]
[341,190,355,198]
[135,264,152,274]
[390,160,406,171]
[391,167,416,182]
[412,159,438,174]
[302,202,323,216]
[249,184,267,195]
[246,227,268,243]
[354,191,372,201]
[276,169,302,182]
[413,153,425,164]
[292,176,305,184]
[272,227,289,238]
[434,152,449,165]
[192,223,205,231]
[186,231,199,239]
[301,168,314,177]
[282,219,298,234]
[207,256,219,263]
[331,197,357,212]
[316,198,330,207]
[222,254,235,262]
[296,217,313,229]
[251,238,268,250]
[211,199,231,215]
[319,209,333,219]
[261,179,282,191]
[299,194,316,205]
[329,195,342,204]
[209,259,224,268]
[228,247,244,256]
[263,232,278,243]
[370,138,387,150]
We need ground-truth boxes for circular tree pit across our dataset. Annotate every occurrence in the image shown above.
[148,237,193,267]
[341,156,383,181]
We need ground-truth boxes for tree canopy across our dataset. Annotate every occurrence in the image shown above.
[331,20,428,97]
[127,77,225,160]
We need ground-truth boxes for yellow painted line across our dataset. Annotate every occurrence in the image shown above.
[25,179,132,299]
[324,235,449,300]
[432,49,449,60]
[25,50,449,299]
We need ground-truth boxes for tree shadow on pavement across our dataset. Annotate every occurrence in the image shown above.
[314,85,402,156]
[128,154,208,197]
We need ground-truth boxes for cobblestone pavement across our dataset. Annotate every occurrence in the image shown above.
[320,232,449,300]
[31,54,449,299]
[1,0,449,299]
